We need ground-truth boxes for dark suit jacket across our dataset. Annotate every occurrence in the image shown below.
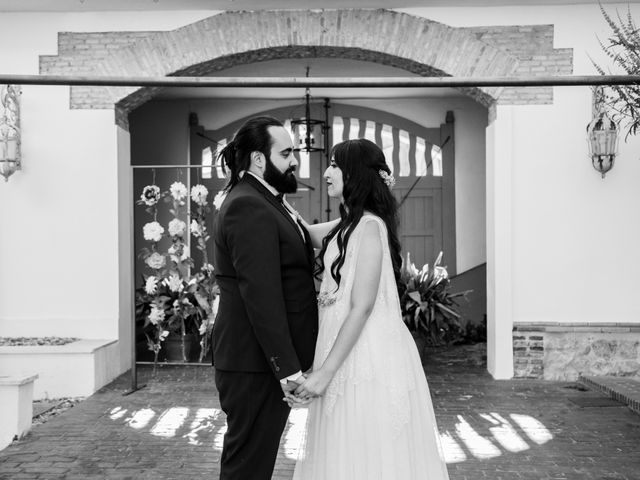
[212,174,318,380]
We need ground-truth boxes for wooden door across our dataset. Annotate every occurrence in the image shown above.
[191,105,456,274]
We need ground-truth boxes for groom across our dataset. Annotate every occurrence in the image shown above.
[212,116,318,480]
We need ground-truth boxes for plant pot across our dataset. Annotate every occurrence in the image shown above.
[164,333,200,363]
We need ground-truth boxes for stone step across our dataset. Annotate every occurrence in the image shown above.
[579,375,640,415]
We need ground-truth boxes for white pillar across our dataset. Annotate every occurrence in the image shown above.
[486,104,514,379]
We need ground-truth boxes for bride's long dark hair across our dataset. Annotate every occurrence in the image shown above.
[315,139,403,291]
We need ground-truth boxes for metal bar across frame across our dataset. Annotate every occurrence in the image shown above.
[0,73,639,88]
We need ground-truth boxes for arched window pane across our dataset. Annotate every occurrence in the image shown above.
[415,137,427,177]
[398,129,410,177]
[348,117,360,140]
[364,120,376,143]
[297,150,310,178]
[215,139,227,179]
[380,124,394,174]
[202,146,213,179]
[431,144,443,177]
[332,117,344,148]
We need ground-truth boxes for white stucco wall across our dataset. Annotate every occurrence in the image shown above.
[1,4,639,383]
[0,11,214,371]
[405,3,640,377]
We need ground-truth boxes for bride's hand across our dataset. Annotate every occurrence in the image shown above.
[294,369,333,398]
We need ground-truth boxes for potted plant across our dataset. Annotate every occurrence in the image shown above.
[399,251,471,361]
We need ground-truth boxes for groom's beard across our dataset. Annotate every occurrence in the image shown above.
[264,155,298,194]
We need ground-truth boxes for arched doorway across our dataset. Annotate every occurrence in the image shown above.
[189,102,456,272]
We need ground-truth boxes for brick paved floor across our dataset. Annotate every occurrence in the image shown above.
[1,344,639,480]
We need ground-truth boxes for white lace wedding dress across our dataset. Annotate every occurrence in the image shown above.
[293,214,449,480]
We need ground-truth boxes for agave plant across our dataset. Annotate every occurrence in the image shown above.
[400,251,471,346]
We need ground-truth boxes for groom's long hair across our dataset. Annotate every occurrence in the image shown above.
[217,116,283,193]
[315,139,403,292]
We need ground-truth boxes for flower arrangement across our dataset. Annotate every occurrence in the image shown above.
[399,251,471,347]
[135,180,219,371]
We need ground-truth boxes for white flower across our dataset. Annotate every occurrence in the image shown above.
[146,252,166,270]
[191,184,209,206]
[168,218,187,238]
[213,190,227,210]
[159,330,170,341]
[164,273,184,293]
[191,219,204,238]
[168,243,189,264]
[148,304,165,325]
[144,276,158,295]
[170,182,188,201]
[202,263,214,274]
[140,185,161,206]
[143,221,164,242]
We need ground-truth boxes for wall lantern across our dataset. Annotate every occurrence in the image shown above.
[586,86,618,179]
[0,84,21,182]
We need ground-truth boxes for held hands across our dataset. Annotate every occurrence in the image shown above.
[282,369,333,408]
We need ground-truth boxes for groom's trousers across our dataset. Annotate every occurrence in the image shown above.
[215,369,291,480]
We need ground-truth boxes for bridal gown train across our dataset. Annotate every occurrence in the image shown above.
[293,214,450,480]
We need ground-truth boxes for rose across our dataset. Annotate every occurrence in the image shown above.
[143,221,165,242]
[191,219,204,238]
[213,190,227,210]
[191,184,209,206]
[140,185,161,206]
[168,218,187,237]
[148,304,165,325]
[170,182,187,201]
[146,252,166,270]
[159,330,170,341]
[144,276,158,295]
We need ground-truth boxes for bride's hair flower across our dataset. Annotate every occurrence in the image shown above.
[143,221,165,242]
[164,273,184,293]
[169,182,188,202]
[146,252,166,270]
[191,184,209,206]
[144,276,159,295]
[191,219,204,238]
[213,190,227,210]
[168,218,187,238]
[140,185,161,206]
[148,304,165,325]
[379,170,395,189]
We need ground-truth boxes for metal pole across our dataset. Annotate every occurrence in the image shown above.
[0,74,639,88]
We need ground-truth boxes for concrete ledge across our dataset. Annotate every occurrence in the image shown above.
[0,373,38,451]
[0,339,119,400]
[514,322,640,333]
[579,375,640,415]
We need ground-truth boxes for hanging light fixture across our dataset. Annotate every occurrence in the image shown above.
[290,67,326,153]
[586,86,618,179]
[0,84,21,182]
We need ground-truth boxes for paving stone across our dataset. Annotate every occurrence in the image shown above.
[0,344,639,479]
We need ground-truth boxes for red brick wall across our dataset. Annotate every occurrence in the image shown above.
[38,10,572,128]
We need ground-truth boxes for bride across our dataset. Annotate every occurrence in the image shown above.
[287,138,450,480]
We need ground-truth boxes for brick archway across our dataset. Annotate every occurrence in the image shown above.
[40,9,554,127]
